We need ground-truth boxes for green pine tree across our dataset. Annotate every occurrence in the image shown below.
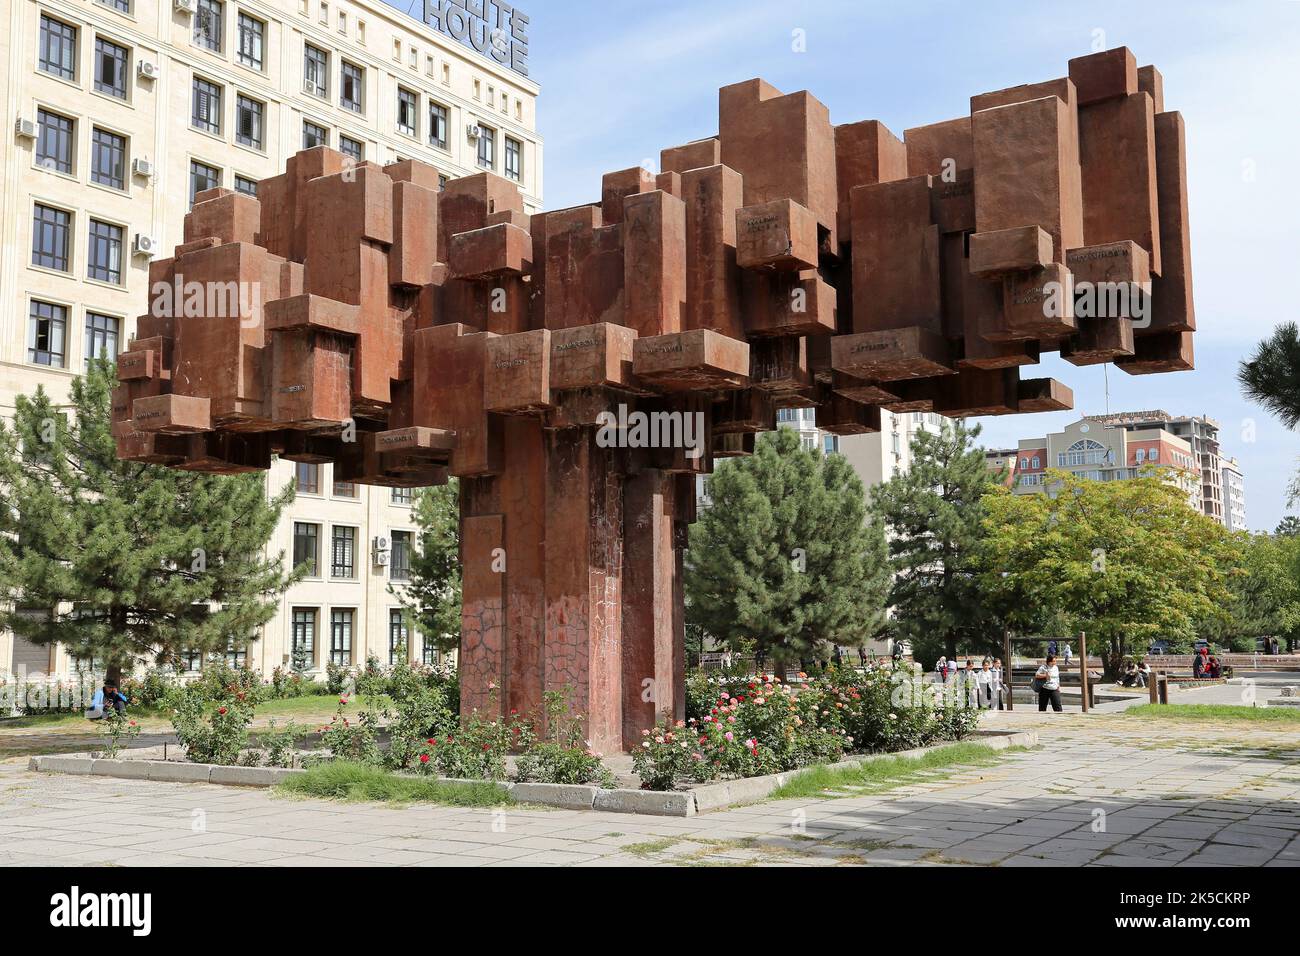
[1239,321,1300,429]
[870,419,1000,667]
[0,360,302,683]
[392,480,462,655]
[684,427,889,669]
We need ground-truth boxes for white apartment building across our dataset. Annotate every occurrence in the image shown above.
[1221,456,1247,533]
[0,0,541,681]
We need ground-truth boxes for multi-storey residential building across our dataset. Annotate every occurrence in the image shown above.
[0,0,541,681]
[1088,411,1242,529]
[988,417,1201,509]
[1221,456,1247,532]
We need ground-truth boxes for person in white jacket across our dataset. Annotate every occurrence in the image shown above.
[991,659,1005,710]
[1035,654,1063,712]
[976,659,995,709]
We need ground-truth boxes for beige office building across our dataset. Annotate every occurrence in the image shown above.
[0,0,542,681]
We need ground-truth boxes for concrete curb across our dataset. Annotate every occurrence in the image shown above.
[27,730,1036,817]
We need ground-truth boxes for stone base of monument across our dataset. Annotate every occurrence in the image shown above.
[1267,697,1300,709]
[29,729,1037,816]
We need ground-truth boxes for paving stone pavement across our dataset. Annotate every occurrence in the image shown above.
[1,708,1297,867]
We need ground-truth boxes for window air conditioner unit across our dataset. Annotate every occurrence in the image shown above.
[14,117,37,140]
[132,157,155,178]
[372,534,390,552]
[137,60,159,81]
[133,234,159,258]
[373,550,390,567]
[174,0,196,13]
[466,121,481,141]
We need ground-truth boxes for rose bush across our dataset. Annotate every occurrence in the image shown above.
[635,665,980,790]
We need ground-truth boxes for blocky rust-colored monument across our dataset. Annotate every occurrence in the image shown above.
[116,48,1195,752]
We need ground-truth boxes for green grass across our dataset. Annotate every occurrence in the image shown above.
[769,742,1029,801]
[275,760,513,807]
[1124,704,1300,724]
[250,694,391,721]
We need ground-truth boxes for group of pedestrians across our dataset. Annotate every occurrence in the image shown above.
[935,656,1006,710]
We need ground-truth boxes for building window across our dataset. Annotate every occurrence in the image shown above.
[340,61,363,112]
[236,13,264,70]
[194,0,224,53]
[1031,456,1040,469]
[397,87,417,136]
[36,110,75,174]
[390,530,411,581]
[225,640,247,667]
[39,16,77,80]
[504,136,521,181]
[28,301,67,367]
[91,128,127,189]
[388,609,408,665]
[192,77,223,135]
[189,160,221,204]
[331,525,356,578]
[477,124,495,169]
[295,461,320,494]
[94,37,129,99]
[330,610,353,665]
[391,487,413,505]
[235,95,263,148]
[303,121,328,149]
[1135,448,1146,464]
[293,522,319,576]
[99,0,132,12]
[85,313,121,367]
[421,636,438,665]
[339,135,363,161]
[234,175,257,196]
[32,204,71,272]
[823,434,839,456]
[428,102,448,149]
[304,43,328,97]
[180,648,203,672]
[1149,448,1159,463]
[291,608,316,669]
[332,476,357,497]
[87,220,124,284]
[438,174,447,191]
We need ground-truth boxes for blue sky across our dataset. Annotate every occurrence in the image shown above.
[386,0,1300,531]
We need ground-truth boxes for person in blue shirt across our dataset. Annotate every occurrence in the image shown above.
[88,681,128,719]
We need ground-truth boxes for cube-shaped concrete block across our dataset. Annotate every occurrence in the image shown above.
[1115,330,1194,375]
[742,271,836,338]
[449,223,533,280]
[830,327,954,382]
[115,349,155,381]
[735,199,819,271]
[1017,377,1075,413]
[749,336,812,393]
[601,166,656,225]
[1065,240,1150,287]
[549,322,638,391]
[132,394,212,434]
[372,426,456,459]
[270,329,352,427]
[1001,263,1077,340]
[633,329,750,391]
[264,294,361,335]
[660,138,721,174]
[970,226,1054,277]
[485,329,551,414]
[1068,47,1138,105]
[817,394,883,435]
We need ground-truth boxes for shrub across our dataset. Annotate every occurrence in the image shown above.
[192,662,263,704]
[635,666,981,789]
[121,670,176,710]
[257,719,306,768]
[100,711,141,758]
[318,694,383,766]
[169,683,255,765]
[324,661,353,697]
[384,658,457,770]
[511,689,613,787]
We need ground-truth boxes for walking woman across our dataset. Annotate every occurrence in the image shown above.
[1034,654,1063,712]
